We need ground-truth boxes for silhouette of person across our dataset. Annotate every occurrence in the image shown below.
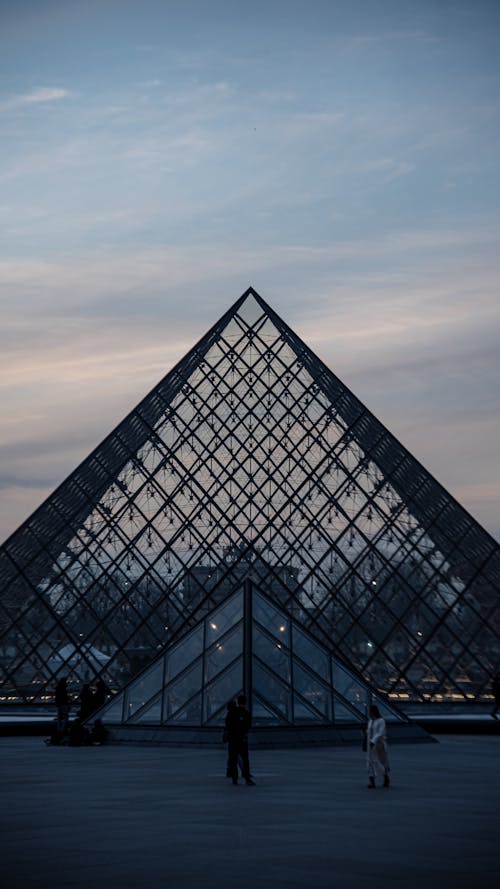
[78,682,94,722]
[226,694,255,786]
[224,700,240,777]
[55,676,70,735]
[366,703,390,789]
[92,677,107,713]
[492,674,500,719]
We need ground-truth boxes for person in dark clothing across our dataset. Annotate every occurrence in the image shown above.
[492,674,500,719]
[78,682,94,721]
[92,677,107,713]
[226,694,255,786]
[55,677,70,734]
[224,700,242,777]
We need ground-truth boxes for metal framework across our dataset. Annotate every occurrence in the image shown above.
[0,287,499,707]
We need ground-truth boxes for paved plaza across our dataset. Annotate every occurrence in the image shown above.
[0,735,499,889]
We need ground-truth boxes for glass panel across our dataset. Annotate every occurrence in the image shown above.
[331,657,368,716]
[252,693,283,726]
[334,700,364,723]
[293,694,326,724]
[165,625,203,682]
[133,695,162,723]
[292,625,329,678]
[253,625,290,682]
[203,658,243,723]
[167,691,202,724]
[293,663,332,720]
[253,660,291,720]
[164,660,202,719]
[125,660,164,719]
[100,695,124,724]
[205,624,242,682]
[254,593,289,644]
[205,591,243,645]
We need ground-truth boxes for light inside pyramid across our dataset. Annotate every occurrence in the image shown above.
[0,289,498,707]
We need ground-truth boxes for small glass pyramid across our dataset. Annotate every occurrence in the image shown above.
[98,583,406,727]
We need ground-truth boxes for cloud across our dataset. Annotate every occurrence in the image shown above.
[0,87,71,113]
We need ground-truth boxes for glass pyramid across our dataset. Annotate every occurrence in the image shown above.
[0,288,498,708]
[98,583,405,727]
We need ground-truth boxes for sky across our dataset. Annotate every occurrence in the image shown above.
[1,0,499,544]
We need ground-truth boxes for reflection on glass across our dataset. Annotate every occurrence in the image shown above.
[254,593,289,644]
[205,625,242,682]
[99,695,123,723]
[253,626,290,682]
[205,591,243,644]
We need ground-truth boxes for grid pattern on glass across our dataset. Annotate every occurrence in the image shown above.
[0,287,499,708]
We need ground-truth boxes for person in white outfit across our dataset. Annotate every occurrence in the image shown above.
[366,703,390,789]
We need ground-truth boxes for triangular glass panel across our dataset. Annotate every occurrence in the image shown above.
[252,693,285,726]
[205,591,243,646]
[292,663,332,721]
[98,695,124,724]
[205,624,242,683]
[331,659,369,717]
[293,694,328,724]
[202,658,243,723]
[254,595,290,645]
[253,624,290,683]
[333,700,365,724]
[253,660,292,721]
[164,660,203,719]
[125,660,164,720]
[132,694,163,724]
[292,625,330,679]
[165,625,204,683]
[166,691,202,725]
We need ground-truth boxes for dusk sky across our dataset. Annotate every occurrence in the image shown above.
[1,0,499,544]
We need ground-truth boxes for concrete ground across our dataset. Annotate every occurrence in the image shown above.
[0,736,498,889]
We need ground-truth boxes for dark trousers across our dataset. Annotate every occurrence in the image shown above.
[228,739,250,783]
